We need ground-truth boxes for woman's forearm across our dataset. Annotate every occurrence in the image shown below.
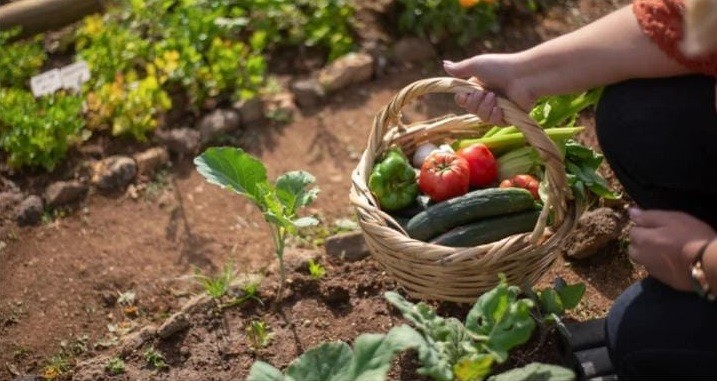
[508,5,692,101]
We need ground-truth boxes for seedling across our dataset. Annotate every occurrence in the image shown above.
[194,260,237,300]
[307,259,326,280]
[105,356,125,375]
[246,320,274,350]
[195,147,319,305]
[144,347,168,370]
[222,280,264,309]
[42,354,70,380]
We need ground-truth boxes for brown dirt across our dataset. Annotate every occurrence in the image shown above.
[0,0,639,380]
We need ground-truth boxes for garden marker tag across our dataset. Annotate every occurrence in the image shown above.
[30,69,62,97]
[60,61,91,91]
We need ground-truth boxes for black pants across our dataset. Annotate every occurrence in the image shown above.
[596,75,717,378]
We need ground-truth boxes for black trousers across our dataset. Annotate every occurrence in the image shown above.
[596,75,717,378]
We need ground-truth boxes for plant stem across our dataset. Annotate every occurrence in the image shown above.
[273,227,287,309]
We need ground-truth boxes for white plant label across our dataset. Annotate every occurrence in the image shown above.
[60,61,91,91]
[30,69,62,97]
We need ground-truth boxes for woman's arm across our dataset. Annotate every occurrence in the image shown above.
[444,5,693,119]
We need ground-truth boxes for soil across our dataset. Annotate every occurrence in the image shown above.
[0,0,640,380]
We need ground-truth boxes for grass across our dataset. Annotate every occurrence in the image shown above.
[246,320,274,350]
[106,356,125,375]
[144,347,168,370]
[194,261,238,300]
[308,259,326,280]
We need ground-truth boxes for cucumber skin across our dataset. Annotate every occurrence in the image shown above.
[430,210,541,247]
[405,188,536,241]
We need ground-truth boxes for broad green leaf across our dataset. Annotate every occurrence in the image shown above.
[466,278,535,363]
[246,361,287,381]
[194,147,269,205]
[554,281,586,310]
[339,325,424,381]
[275,171,319,215]
[487,362,575,381]
[285,341,353,381]
[539,289,564,315]
[454,354,494,381]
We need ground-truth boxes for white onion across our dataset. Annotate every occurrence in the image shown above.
[412,143,438,168]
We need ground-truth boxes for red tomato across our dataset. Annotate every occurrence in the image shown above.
[499,174,540,200]
[419,151,470,202]
[457,143,497,187]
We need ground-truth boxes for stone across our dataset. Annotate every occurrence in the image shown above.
[44,180,88,207]
[133,147,169,177]
[156,127,201,155]
[157,312,190,339]
[291,77,326,108]
[233,97,264,124]
[118,325,157,357]
[15,195,43,226]
[0,191,24,215]
[318,52,374,93]
[324,231,370,261]
[563,208,625,259]
[0,176,19,192]
[392,37,437,64]
[91,156,137,191]
[197,108,241,143]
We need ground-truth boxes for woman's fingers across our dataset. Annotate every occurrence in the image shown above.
[465,91,487,115]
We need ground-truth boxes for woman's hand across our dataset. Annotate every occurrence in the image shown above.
[443,54,536,126]
[629,208,717,291]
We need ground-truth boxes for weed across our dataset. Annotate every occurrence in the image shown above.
[222,279,263,309]
[307,259,326,280]
[246,320,274,350]
[144,347,168,370]
[105,356,125,375]
[42,353,71,380]
[194,261,237,300]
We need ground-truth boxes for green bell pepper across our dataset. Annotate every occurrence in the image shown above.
[368,147,419,211]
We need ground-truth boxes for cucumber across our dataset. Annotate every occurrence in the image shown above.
[405,188,537,241]
[430,210,540,247]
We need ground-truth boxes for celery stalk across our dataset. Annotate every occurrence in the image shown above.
[452,126,584,154]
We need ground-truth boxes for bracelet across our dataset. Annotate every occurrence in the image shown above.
[690,239,716,301]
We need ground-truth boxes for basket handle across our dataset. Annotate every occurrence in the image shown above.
[368,77,573,236]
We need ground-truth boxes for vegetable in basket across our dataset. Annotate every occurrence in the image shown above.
[406,187,537,241]
[452,126,584,154]
[500,174,541,200]
[456,142,498,187]
[368,147,420,211]
[418,150,470,202]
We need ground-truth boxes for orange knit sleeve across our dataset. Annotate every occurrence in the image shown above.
[633,0,717,76]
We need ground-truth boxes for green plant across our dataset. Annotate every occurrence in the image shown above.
[0,89,86,171]
[144,346,168,370]
[385,275,536,381]
[307,259,326,280]
[75,14,150,87]
[194,260,238,299]
[42,353,71,380]
[0,28,46,88]
[105,356,126,375]
[526,277,586,337]
[222,279,264,308]
[194,147,319,304]
[85,68,171,141]
[246,320,274,349]
[397,0,499,46]
[247,324,420,381]
[247,277,578,381]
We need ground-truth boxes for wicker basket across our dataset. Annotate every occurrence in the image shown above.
[349,77,581,303]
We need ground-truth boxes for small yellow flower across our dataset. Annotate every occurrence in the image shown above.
[43,367,60,380]
[83,15,103,36]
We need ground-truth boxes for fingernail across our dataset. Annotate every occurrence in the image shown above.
[628,207,641,220]
[443,60,454,67]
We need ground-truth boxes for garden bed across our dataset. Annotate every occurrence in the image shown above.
[0,0,637,380]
